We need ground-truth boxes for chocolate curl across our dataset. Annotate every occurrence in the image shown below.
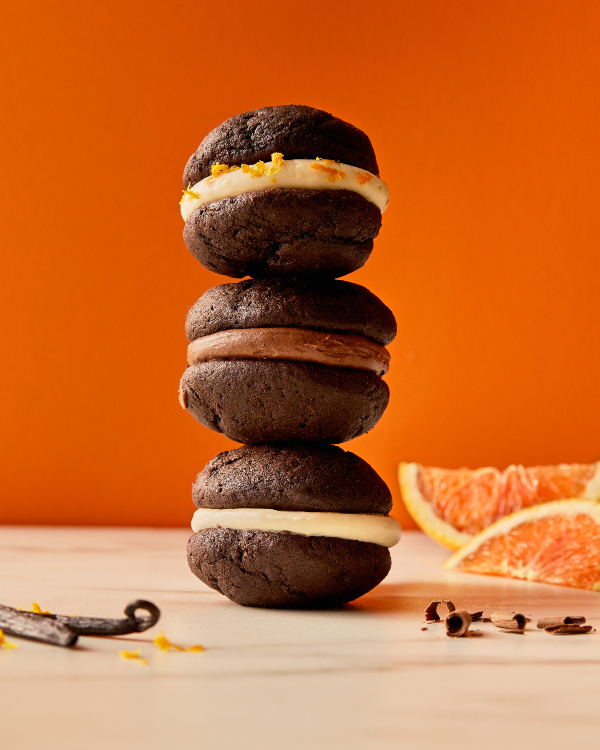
[490,612,528,631]
[547,625,593,635]
[537,616,586,630]
[445,610,472,637]
[425,599,455,623]
[0,604,78,647]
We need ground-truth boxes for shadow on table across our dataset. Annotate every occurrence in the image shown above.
[345,581,488,615]
[343,583,428,615]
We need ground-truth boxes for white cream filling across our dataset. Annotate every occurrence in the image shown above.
[180,158,390,220]
[191,508,401,548]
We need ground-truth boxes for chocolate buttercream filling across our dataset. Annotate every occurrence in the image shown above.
[186,327,390,377]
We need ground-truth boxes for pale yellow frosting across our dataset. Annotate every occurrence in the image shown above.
[191,507,401,548]
[180,158,390,220]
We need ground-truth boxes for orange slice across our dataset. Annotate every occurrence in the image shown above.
[444,499,600,591]
[399,461,600,550]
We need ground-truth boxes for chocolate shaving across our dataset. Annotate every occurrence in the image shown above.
[445,610,472,637]
[546,625,593,635]
[469,611,484,622]
[490,612,528,631]
[537,616,586,630]
[0,600,160,647]
[425,599,456,622]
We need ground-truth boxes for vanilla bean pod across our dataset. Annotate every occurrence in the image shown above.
[0,604,77,647]
[53,600,160,635]
[0,599,160,646]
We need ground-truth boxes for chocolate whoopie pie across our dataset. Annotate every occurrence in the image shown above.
[180,104,389,278]
[187,444,401,607]
[179,278,396,445]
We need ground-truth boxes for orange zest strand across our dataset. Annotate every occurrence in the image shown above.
[119,649,149,665]
[212,153,284,181]
[0,629,18,650]
[311,161,347,183]
[210,162,241,178]
[356,171,374,185]
[180,183,201,203]
[241,161,267,177]
[153,630,204,653]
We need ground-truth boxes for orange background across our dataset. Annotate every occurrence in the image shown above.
[1,1,600,528]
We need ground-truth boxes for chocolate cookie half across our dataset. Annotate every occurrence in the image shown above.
[192,444,393,514]
[183,104,379,185]
[179,279,396,444]
[187,444,400,607]
[180,105,388,278]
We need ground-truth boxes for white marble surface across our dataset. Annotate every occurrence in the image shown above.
[1,527,599,749]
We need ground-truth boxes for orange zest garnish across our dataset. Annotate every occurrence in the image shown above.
[356,171,374,185]
[213,153,284,181]
[210,162,241,178]
[315,157,336,165]
[119,649,149,665]
[311,160,346,183]
[241,161,267,178]
[180,183,201,204]
[0,629,18,650]
[30,602,51,615]
[153,630,204,653]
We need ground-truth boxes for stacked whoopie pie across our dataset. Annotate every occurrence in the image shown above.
[178,105,401,608]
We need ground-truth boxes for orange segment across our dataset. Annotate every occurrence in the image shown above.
[399,461,600,550]
[445,499,600,591]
